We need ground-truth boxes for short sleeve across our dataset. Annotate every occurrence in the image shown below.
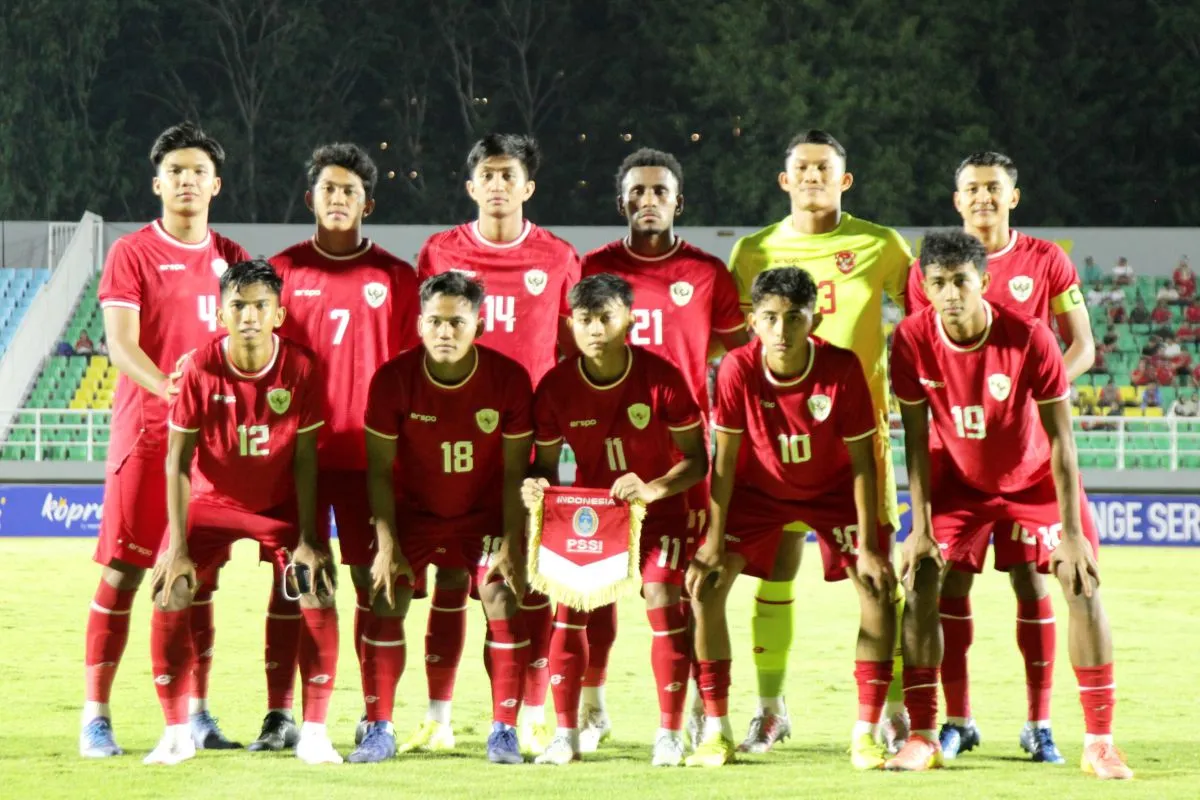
[558,248,582,318]
[903,260,929,316]
[221,238,250,264]
[881,229,914,306]
[533,382,564,446]
[97,237,143,311]
[297,358,325,433]
[836,355,878,441]
[364,361,401,439]
[728,236,755,309]
[710,267,747,334]
[1028,322,1070,404]
[712,355,748,434]
[889,321,926,405]
[416,241,437,282]
[1045,244,1085,315]
[390,264,421,355]
[659,363,702,432]
[168,359,205,433]
[502,365,535,438]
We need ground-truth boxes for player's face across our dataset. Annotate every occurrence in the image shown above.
[954,165,1020,228]
[619,167,681,234]
[749,295,816,358]
[779,144,852,213]
[922,263,992,324]
[153,148,221,216]
[218,283,284,348]
[467,156,535,218]
[569,300,632,358]
[419,293,481,364]
[307,165,373,232]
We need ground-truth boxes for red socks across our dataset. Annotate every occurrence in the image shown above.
[360,615,406,723]
[903,666,940,734]
[583,603,618,688]
[939,595,973,719]
[647,605,690,730]
[485,617,529,726]
[426,586,469,703]
[854,659,894,723]
[697,659,731,718]
[548,604,589,728]
[298,607,338,724]
[85,581,134,704]
[190,589,215,702]
[264,586,302,711]
[522,592,554,707]
[151,608,193,725]
[353,585,371,666]
[1017,595,1056,723]
[1075,663,1115,736]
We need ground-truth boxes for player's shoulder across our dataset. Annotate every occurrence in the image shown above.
[210,229,249,260]
[675,239,733,273]
[732,219,787,255]
[812,336,863,369]
[1011,230,1072,267]
[420,224,470,255]
[722,339,760,371]
[270,238,314,269]
[365,241,416,272]
[580,239,624,272]
[894,306,936,341]
[477,344,533,383]
[185,337,228,375]
[635,345,686,380]
[279,334,319,365]
[841,213,908,248]
[991,300,1048,341]
[526,222,576,252]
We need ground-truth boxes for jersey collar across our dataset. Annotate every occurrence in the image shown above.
[760,338,816,387]
[577,345,634,390]
[621,236,682,262]
[936,301,994,353]
[311,237,372,261]
[988,229,1019,259]
[470,219,532,249]
[423,346,479,390]
[221,334,280,379]
[152,219,211,250]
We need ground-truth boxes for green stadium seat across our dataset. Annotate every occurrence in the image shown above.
[1094,453,1118,469]
[1078,454,1099,469]
[65,445,87,461]
[1180,455,1200,469]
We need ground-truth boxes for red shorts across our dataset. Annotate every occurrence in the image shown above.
[931,467,1100,574]
[94,453,168,568]
[397,511,503,589]
[319,469,374,566]
[188,502,299,581]
[720,485,892,582]
[640,515,696,586]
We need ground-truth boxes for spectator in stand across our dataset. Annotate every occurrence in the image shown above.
[1192,362,1200,388]
[1101,324,1119,350]
[1162,335,1183,360]
[1155,358,1177,386]
[1098,377,1121,411]
[1170,390,1200,417]
[1174,257,1196,302]
[1113,256,1134,285]
[1130,298,1151,324]
[95,336,109,357]
[1188,298,1200,324]
[1132,357,1154,386]
[1086,282,1108,307]
[1141,335,1162,358]
[54,340,75,357]
[1089,346,1110,376]
[74,330,94,356]
[1151,298,1173,326]
[1109,296,1127,323]
[1082,255,1103,286]
[1157,279,1181,306]
[1141,381,1162,410]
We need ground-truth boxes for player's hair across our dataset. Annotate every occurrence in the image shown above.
[785,129,846,163]
[219,258,283,298]
[420,271,485,313]
[568,273,634,313]
[955,151,1018,185]
[466,133,542,180]
[150,122,226,174]
[307,142,379,199]
[750,267,818,310]
[614,148,684,195]
[918,230,989,275]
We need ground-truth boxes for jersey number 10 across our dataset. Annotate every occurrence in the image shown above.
[777,433,812,464]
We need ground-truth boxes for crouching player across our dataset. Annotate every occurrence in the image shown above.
[520,273,708,767]
[888,230,1132,779]
[147,259,340,765]
[361,272,535,765]
[685,268,897,768]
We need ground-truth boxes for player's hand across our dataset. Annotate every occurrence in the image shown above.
[899,529,944,592]
[150,546,197,608]
[483,544,527,598]
[1050,533,1100,598]
[521,477,550,512]
[685,540,727,600]
[856,547,897,599]
[163,349,195,399]
[369,543,413,609]
[291,541,336,599]
[610,472,660,505]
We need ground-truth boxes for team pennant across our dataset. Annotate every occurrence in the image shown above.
[527,486,645,611]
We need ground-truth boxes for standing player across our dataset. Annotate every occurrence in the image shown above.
[575,148,748,749]
[685,268,896,769]
[146,259,341,766]
[82,122,248,758]
[358,272,534,765]
[904,152,1095,763]
[727,130,912,752]
[521,273,708,767]
[414,133,580,754]
[245,143,420,751]
[888,230,1131,779]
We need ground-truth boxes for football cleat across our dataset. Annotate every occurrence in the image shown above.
[354,712,369,746]
[347,722,397,763]
[486,722,524,765]
[143,727,196,766]
[247,710,300,752]
[190,710,242,749]
[1019,724,1065,764]
[578,706,612,753]
[398,719,456,753]
[79,717,124,758]
[880,708,910,754]
[518,722,552,757]
[685,732,735,767]
[296,727,343,764]
[737,711,791,753]
[534,733,581,765]
[849,732,887,770]
[651,732,686,767]
[1080,741,1133,780]
[938,719,981,760]
[884,733,944,771]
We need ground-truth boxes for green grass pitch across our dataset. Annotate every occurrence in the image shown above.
[0,539,1196,799]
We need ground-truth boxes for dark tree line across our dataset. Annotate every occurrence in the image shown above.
[2,0,1198,226]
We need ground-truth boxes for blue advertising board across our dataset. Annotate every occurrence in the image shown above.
[2,484,1199,546]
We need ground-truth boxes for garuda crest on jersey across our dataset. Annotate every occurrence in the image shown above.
[669,281,694,307]
[364,281,388,309]
[1008,276,1034,303]
[807,394,832,422]
[834,250,856,274]
[627,402,651,430]
[524,269,548,296]
[268,388,292,414]
[987,373,1011,402]
[476,408,499,434]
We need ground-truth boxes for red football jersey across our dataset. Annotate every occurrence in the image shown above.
[99,220,248,461]
[905,231,1081,324]
[890,302,1070,496]
[417,221,580,385]
[272,238,420,470]
[169,335,324,514]
[534,347,702,522]
[713,338,876,501]
[580,238,745,413]
[364,345,533,520]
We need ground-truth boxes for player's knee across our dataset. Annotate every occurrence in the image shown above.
[1008,562,1047,601]
[643,581,680,610]
[372,587,411,618]
[299,590,336,611]
[769,533,804,581]
[348,565,373,591]
[940,567,974,598]
[102,561,144,591]
[159,577,193,612]
[434,567,470,590]
[480,583,518,620]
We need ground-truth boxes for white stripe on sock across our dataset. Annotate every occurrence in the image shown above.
[652,627,687,637]
[267,613,303,620]
[89,602,132,616]
[1016,617,1056,624]
[552,622,586,630]
[485,639,531,650]
[361,636,406,647]
[431,604,470,612]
